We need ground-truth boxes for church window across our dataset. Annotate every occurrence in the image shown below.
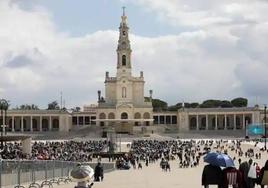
[122,87,127,98]
[123,31,126,36]
[122,55,126,66]
[121,112,128,119]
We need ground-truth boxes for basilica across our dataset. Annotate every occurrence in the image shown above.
[1,11,266,135]
[95,10,153,133]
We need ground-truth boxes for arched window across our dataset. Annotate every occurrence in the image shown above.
[143,112,150,119]
[122,55,126,66]
[108,113,115,119]
[99,113,106,127]
[122,87,127,98]
[121,112,128,119]
[134,113,141,119]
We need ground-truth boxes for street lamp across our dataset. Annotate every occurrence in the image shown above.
[0,99,9,149]
[264,105,267,150]
[245,120,249,139]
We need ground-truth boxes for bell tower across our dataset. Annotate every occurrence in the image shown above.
[116,7,132,77]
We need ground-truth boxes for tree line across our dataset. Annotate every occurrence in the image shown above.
[13,101,81,112]
[151,97,248,112]
[12,97,248,112]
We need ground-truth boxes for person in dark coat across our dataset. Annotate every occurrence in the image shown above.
[202,164,223,188]
[239,159,252,188]
[94,162,104,182]
[258,160,268,188]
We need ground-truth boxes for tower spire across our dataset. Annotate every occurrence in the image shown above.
[122,6,126,16]
[117,7,132,73]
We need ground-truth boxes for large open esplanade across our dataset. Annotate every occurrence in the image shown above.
[1,11,266,135]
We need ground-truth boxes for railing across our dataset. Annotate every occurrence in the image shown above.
[0,160,115,188]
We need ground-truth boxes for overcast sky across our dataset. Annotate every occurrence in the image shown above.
[0,0,268,109]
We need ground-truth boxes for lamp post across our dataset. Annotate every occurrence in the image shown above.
[0,99,9,149]
[245,120,248,139]
[264,105,267,150]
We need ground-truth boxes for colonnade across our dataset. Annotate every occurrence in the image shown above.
[0,115,60,132]
[72,115,96,126]
[153,115,177,125]
[189,113,253,130]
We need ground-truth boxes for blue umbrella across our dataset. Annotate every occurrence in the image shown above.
[204,152,234,167]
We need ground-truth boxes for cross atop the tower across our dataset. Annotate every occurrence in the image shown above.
[122,6,126,16]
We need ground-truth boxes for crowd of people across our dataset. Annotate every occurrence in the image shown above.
[199,139,268,188]
[114,140,208,171]
[1,138,268,187]
[112,139,268,187]
[0,140,107,161]
[202,159,268,188]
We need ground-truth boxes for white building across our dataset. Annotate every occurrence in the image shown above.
[95,10,153,133]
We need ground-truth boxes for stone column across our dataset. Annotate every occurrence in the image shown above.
[196,114,199,130]
[76,116,79,126]
[234,114,236,129]
[21,116,24,132]
[40,116,42,132]
[252,113,255,124]
[206,114,209,130]
[49,116,52,131]
[30,116,33,132]
[164,115,166,125]
[224,114,227,130]
[12,116,15,132]
[83,116,85,125]
[215,114,218,130]
[243,114,245,130]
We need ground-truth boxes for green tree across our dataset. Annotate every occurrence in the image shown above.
[18,104,39,110]
[220,100,233,108]
[231,97,248,107]
[152,98,168,111]
[190,102,199,108]
[167,105,178,111]
[47,101,60,110]
[144,97,151,102]
[200,100,222,108]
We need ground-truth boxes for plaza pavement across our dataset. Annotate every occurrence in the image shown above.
[56,141,268,188]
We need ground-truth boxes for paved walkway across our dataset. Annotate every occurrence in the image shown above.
[56,142,268,188]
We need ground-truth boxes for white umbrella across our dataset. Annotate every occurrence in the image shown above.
[70,165,94,182]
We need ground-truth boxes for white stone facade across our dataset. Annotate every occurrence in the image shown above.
[95,11,153,133]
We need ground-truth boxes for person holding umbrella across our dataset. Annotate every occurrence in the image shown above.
[202,163,223,188]
[202,152,236,188]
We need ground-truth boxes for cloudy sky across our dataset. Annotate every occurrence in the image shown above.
[0,0,268,109]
